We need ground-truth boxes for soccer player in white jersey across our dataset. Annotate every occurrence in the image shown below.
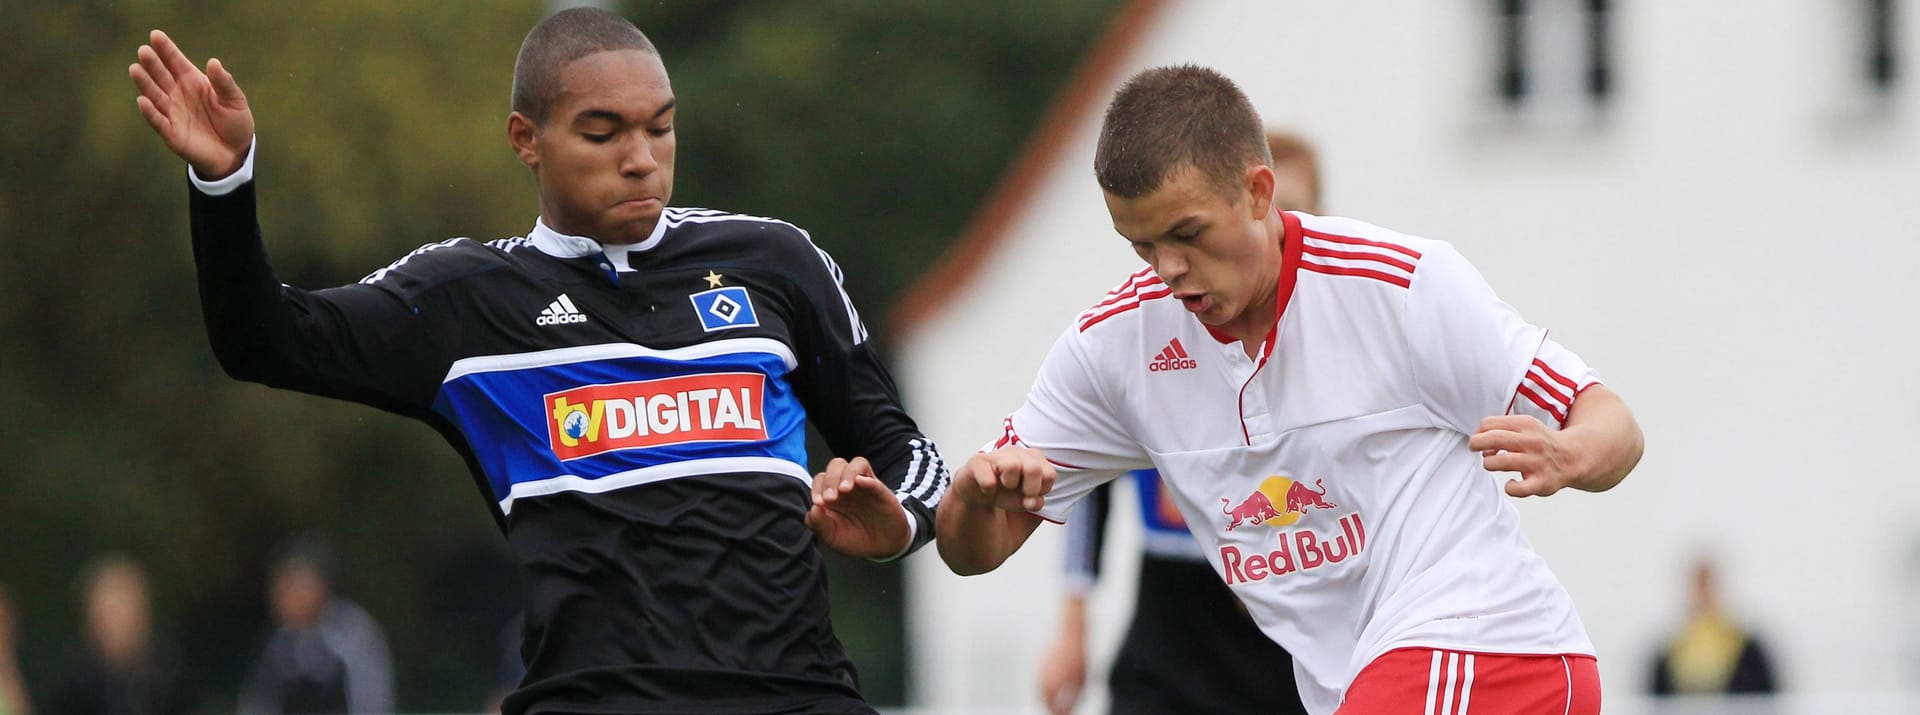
[925,66,1644,714]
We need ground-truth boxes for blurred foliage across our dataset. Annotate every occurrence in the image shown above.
[0,0,1120,710]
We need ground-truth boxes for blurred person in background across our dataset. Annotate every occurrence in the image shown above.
[45,555,196,715]
[1035,131,1320,715]
[0,586,30,715]
[1648,557,1779,696]
[239,539,394,715]
[127,6,949,713]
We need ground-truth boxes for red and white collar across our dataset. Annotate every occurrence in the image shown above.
[1201,209,1303,370]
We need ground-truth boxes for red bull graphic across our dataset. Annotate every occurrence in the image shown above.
[546,372,767,460]
[1221,512,1367,585]
[1220,476,1337,530]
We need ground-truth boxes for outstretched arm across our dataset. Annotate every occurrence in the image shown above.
[129,30,442,416]
[935,447,1054,576]
[1471,384,1643,497]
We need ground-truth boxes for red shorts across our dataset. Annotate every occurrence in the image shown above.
[1337,648,1600,715]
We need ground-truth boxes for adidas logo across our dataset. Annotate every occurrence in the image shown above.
[536,294,589,326]
[1148,338,1197,372]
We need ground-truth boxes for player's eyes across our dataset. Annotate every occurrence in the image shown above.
[647,125,673,138]
[583,132,615,143]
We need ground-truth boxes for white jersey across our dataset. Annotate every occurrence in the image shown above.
[1000,211,1601,714]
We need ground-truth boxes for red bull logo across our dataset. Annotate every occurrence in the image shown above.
[1220,476,1337,530]
[546,372,766,461]
[1221,512,1367,585]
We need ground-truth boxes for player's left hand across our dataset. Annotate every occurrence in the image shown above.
[1469,415,1578,498]
[806,457,911,560]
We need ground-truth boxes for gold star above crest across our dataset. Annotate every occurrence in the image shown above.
[703,270,724,288]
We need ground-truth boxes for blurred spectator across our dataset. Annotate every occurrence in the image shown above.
[1650,557,1780,695]
[45,555,196,715]
[239,539,394,715]
[0,586,30,715]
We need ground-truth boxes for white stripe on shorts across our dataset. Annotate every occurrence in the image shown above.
[1424,650,1444,715]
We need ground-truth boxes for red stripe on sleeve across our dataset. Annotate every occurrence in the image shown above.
[991,416,1020,449]
[1302,228,1424,260]
[1515,384,1568,424]
[1301,243,1417,273]
[1531,358,1579,391]
[1087,275,1165,311]
[1525,370,1572,408]
[1078,287,1173,331]
[1299,261,1412,288]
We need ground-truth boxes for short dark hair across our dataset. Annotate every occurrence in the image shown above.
[1094,65,1271,199]
[511,7,658,125]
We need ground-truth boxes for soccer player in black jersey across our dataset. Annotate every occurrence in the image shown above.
[129,9,949,714]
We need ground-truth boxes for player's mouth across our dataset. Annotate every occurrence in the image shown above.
[614,197,661,211]
[1176,292,1210,313]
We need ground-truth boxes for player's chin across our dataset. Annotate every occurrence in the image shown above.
[604,216,661,243]
[1193,304,1233,326]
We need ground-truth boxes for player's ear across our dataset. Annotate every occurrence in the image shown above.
[1244,163,1276,220]
[507,112,541,170]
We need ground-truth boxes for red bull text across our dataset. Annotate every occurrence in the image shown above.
[1221,512,1367,584]
[547,373,766,460]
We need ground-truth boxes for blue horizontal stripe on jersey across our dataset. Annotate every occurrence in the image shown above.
[432,349,807,503]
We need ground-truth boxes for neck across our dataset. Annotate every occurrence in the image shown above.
[540,212,656,247]
[1220,209,1289,353]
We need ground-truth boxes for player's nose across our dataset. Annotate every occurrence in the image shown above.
[1154,247,1189,281]
[620,134,659,177]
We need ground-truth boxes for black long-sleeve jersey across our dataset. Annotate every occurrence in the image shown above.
[186,157,950,714]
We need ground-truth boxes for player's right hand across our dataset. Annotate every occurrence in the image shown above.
[129,29,255,180]
[951,446,1055,513]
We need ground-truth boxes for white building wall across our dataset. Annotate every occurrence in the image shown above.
[899,1,1920,711]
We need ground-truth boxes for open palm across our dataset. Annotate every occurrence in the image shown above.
[129,29,254,179]
[805,459,911,560]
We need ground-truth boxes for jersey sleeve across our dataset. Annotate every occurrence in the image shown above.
[1405,242,1601,433]
[1000,326,1151,524]
[781,235,949,561]
[1061,481,1112,595]
[189,158,445,418]
[1510,334,1601,427]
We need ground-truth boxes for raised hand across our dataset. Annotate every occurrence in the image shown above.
[1469,414,1576,497]
[129,29,254,179]
[952,446,1056,513]
[805,457,911,560]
